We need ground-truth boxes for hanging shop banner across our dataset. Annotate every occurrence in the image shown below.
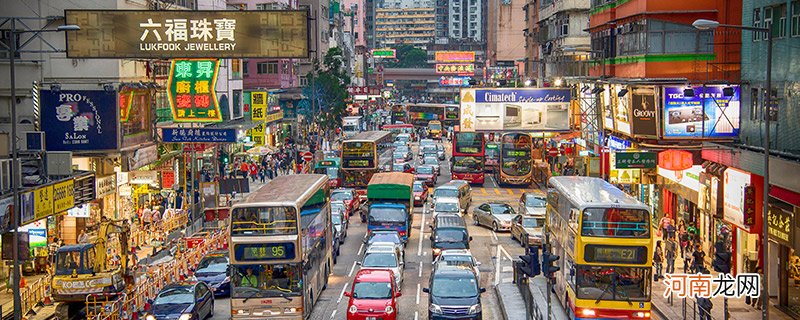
[96,175,117,198]
[128,145,158,170]
[162,128,237,143]
[67,204,91,218]
[602,86,615,131]
[251,91,267,121]
[0,197,11,234]
[768,205,793,246]
[40,89,119,152]
[614,91,632,136]
[615,152,657,169]
[20,191,34,225]
[435,51,476,63]
[605,135,632,151]
[657,165,702,192]
[439,76,471,87]
[265,110,285,124]
[73,174,96,206]
[33,186,54,222]
[65,10,309,59]
[167,59,223,122]
[436,64,475,75]
[162,171,176,189]
[663,85,741,138]
[53,179,75,214]
[630,87,658,138]
[250,121,266,146]
[118,90,135,123]
[18,219,47,250]
[723,168,751,230]
[459,88,571,132]
[128,170,159,185]
[371,48,396,58]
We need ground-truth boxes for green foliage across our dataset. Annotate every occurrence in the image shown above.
[385,44,429,68]
[301,47,351,133]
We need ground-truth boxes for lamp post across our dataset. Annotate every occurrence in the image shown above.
[693,18,772,320]
[5,20,79,320]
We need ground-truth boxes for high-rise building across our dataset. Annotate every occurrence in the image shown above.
[537,0,591,83]
[448,0,484,42]
[374,7,436,48]
[522,0,541,80]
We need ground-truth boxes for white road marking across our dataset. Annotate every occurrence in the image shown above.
[337,282,350,304]
[423,251,427,256]
[418,205,427,256]
[502,266,514,272]
[329,310,337,319]
[498,244,514,261]
[491,230,498,242]
[419,261,423,277]
[494,245,502,286]
[416,283,421,304]
[357,242,364,256]
[348,261,357,277]
[415,311,419,320]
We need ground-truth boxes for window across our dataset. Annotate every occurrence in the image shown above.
[257,62,278,74]
[231,59,242,80]
[750,88,760,121]
[232,90,242,119]
[765,6,774,38]
[256,3,284,10]
[776,4,787,38]
[560,19,569,36]
[754,8,763,41]
[793,1,800,37]
[242,60,248,75]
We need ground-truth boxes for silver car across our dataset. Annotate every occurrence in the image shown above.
[436,144,445,160]
[473,202,517,231]
[519,192,546,216]
[359,244,405,290]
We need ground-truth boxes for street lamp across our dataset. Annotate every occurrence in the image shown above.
[692,18,772,320]
[6,21,79,320]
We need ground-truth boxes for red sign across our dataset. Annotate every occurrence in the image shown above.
[183,143,207,152]
[186,237,205,249]
[347,86,380,95]
[548,148,559,157]
[744,185,756,226]
[435,51,476,63]
[302,151,313,162]
[161,171,175,188]
[658,150,693,171]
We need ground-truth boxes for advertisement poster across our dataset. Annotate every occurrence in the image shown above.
[663,85,741,138]
[630,87,658,137]
[0,197,11,234]
[17,219,47,250]
[602,86,615,130]
[167,59,223,122]
[40,89,119,151]
[459,88,571,132]
[723,168,751,230]
[614,90,632,136]
[251,91,267,121]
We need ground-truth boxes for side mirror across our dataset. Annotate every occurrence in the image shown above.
[422,287,430,293]
[480,288,487,293]
[362,239,367,244]
[356,261,362,266]
[469,236,473,241]
[476,262,482,266]
[395,291,402,298]
[343,291,351,297]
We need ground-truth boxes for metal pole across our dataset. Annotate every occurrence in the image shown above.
[762,31,773,320]
[9,19,23,320]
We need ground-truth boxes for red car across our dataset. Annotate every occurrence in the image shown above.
[412,181,429,207]
[332,188,360,216]
[345,269,401,320]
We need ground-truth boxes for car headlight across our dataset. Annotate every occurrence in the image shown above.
[432,248,441,255]
[385,306,395,314]
[349,305,358,314]
[468,304,482,314]
[429,304,442,314]
[145,315,156,320]
[179,314,192,320]
[415,196,421,200]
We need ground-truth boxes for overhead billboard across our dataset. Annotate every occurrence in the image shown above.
[439,76,471,87]
[40,89,119,151]
[371,48,396,58]
[167,59,223,122]
[459,88,571,132]
[630,87,658,138]
[663,85,741,139]
[436,63,475,75]
[435,51,475,63]
[65,10,309,59]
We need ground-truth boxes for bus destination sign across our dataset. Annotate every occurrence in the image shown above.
[234,242,296,261]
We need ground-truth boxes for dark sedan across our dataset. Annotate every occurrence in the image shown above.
[193,252,230,297]
[146,282,214,320]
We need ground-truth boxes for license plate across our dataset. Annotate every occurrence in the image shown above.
[366,317,378,320]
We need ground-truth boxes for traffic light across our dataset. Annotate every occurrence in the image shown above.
[712,241,732,273]
[542,251,560,278]
[518,248,541,277]
[219,150,229,164]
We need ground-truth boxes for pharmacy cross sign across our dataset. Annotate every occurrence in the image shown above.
[167,59,223,123]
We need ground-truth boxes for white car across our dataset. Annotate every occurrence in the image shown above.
[432,249,481,282]
[431,199,462,218]
[359,244,405,290]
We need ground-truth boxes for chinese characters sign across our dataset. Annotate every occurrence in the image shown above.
[768,206,793,246]
[347,86,380,95]
[65,10,309,59]
[436,63,475,75]
[251,91,267,121]
[459,88,571,132]
[435,51,476,63]
[371,49,396,58]
[662,273,760,299]
[167,59,222,122]
[614,152,657,169]
[40,89,119,151]
[439,76,471,87]
[162,128,237,143]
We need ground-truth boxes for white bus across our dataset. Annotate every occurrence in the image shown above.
[229,174,332,319]
[342,116,363,138]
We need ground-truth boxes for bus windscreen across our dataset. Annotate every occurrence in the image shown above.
[581,208,650,238]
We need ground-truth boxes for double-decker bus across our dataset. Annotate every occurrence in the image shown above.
[407,103,459,127]
[485,142,500,173]
[228,174,332,319]
[546,176,653,320]
[497,132,533,185]
[314,158,341,188]
[341,131,394,190]
[451,132,485,184]
[391,105,407,124]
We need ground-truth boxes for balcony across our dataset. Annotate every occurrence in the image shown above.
[540,0,590,20]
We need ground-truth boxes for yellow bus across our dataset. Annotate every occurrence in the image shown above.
[228,174,332,319]
[341,131,393,190]
[546,176,653,320]
[498,132,533,186]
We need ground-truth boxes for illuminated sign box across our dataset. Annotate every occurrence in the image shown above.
[65,10,310,59]
[435,51,476,63]
[436,63,475,75]
[371,48,396,58]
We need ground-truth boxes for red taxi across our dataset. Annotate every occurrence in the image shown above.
[345,269,401,320]
[332,188,361,217]
[412,181,429,207]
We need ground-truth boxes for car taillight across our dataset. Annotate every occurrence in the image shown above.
[399,231,406,236]
[633,311,651,318]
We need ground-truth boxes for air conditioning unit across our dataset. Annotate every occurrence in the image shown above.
[22,131,45,152]
[45,151,73,177]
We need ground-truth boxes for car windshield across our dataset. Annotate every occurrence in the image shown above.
[525,195,546,208]
[435,229,468,242]
[413,183,424,192]
[522,217,545,228]
[393,152,405,159]
[352,282,393,299]
[332,213,342,225]
[429,123,442,130]
[431,276,478,298]
[368,207,407,224]
[424,157,437,164]
[154,287,194,305]
[489,204,515,215]
[396,146,409,153]
[231,206,297,236]
[576,266,650,302]
[362,252,398,268]
[327,167,339,179]
[434,189,458,198]
[196,256,228,274]
[231,264,302,298]
[393,164,405,171]
[417,166,433,174]
[441,255,474,267]
[435,202,460,213]
[331,203,346,213]
[369,233,401,244]
[453,156,483,173]
[331,191,353,201]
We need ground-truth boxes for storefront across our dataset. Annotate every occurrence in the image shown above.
[720,167,761,277]
[657,162,702,234]
[764,185,800,316]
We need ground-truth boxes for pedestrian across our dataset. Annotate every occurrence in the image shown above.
[239,161,249,180]
[141,207,152,230]
[249,162,258,182]
[690,244,706,273]
[152,208,162,230]
[259,166,266,183]
[679,222,690,259]
[697,275,714,320]
[665,234,677,274]
[659,215,673,241]
[747,265,763,309]
[653,240,664,280]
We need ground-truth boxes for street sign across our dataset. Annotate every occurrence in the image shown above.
[615,152,657,169]
[163,128,237,143]
[548,148,559,157]
[371,48,396,58]
[302,152,313,162]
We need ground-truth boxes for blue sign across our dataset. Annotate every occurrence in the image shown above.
[663,86,741,138]
[605,135,632,151]
[40,89,119,151]
[162,128,237,143]
[474,88,570,103]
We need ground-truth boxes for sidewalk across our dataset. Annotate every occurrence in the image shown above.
[495,276,569,320]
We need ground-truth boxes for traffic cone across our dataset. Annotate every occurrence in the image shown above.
[42,285,53,306]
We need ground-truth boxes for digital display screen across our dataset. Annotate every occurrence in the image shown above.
[504,150,529,157]
[318,161,336,167]
[234,243,296,261]
[584,245,647,264]
[343,159,373,168]
[457,147,479,154]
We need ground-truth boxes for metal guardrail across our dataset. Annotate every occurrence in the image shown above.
[513,260,541,320]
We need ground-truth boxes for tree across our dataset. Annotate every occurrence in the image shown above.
[299,47,350,135]
[385,44,429,68]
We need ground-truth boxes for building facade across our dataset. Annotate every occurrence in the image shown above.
[538,0,591,83]
[374,7,436,48]
[523,0,542,81]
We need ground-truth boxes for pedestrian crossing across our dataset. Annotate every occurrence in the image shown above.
[477,187,541,196]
